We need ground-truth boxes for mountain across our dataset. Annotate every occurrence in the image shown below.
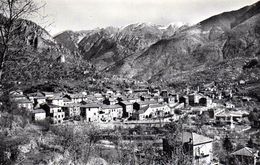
[0,17,94,85]
[54,30,96,54]
[54,23,186,71]
[52,1,260,87]
[105,1,260,84]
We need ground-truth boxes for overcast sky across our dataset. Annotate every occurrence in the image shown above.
[33,0,259,35]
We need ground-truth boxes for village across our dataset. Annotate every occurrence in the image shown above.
[8,80,260,165]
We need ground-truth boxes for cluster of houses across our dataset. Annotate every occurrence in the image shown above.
[8,87,214,124]
[8,85,250,128]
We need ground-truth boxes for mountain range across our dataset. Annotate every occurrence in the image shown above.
[1,1,260,90]
[53,1,260,86]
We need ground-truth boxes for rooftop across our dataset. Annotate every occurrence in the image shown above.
[32,109,46,114]
[80,103,101,108]
[120,101,133,105]
[183,132,213,146]
[149,104,166,109]
[101,104,122,109]
[232,147,258,157]
[15,99,33,103]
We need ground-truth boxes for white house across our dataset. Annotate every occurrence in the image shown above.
[101,104,123,121]
[182,132,213,165]
[32,109,46,121]
[139,104,170,120]
[15,99,34,111]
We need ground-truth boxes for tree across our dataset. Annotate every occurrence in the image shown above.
[223,135,233,153]
[0,0,43,82]
[51,124,101,164]
[247,138,254,148]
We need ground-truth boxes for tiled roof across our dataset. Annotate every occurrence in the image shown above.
[32,109,46,113]
[62,103,81,107]
[63,97,72,102]
[120,101,133,105]
[138,101,157,105]
[27,92,45,98]
[183,132,213,146]
[149,104,166,109]
[138,106,149,114]
[192,132,213,145]
[47,104,60,108]
[80,103,101,108]
[15,99,33,103]
[232,147,258,157]
[101,104,122,109]
[215,110,244,117]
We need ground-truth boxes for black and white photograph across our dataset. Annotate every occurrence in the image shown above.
[0,0,260,164]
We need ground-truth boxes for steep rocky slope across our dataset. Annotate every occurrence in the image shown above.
[0,17,93,84]
[54,30,93,54]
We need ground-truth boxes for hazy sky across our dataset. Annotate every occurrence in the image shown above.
[33,0,259,35]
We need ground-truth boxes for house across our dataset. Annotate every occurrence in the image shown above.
[94,93,104,101]
[133,101,158,110]
[215,110,244,128]
[41,104,65,124]
[225,102,235,109]
[140,95,153,101]
[45,93,64,106]
[64,93,85,103]
[168,103,185,115]
[153,96,164,103]
[133,89,149,94]
[164,96,176,106]
[139,104,170,120]
[169,93,179,103]
[15,99,33,111]
[182,132,213,165]
[41,92,55,98]
[179,96,189,106]
[32,109,46,121]
[208,108,225,119]
[103,97,118,105]
[52,110,65,124]
[160,90,168,98]
[188,93,204,106]
[9,90,27,101]
[124,88,133,94]
[163,132,213,165]
[118,101,134,118]
[80,103,100,122]
[63,97,73,105]
[106,90,114,96]
[199,97,213,107]
[126,96,141,103]
[151,89,160,96]
[9,90,24,96]
[101,104,123,121]
[62,103,81,118]
[231,147,259,165]
[27,92,46,107]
